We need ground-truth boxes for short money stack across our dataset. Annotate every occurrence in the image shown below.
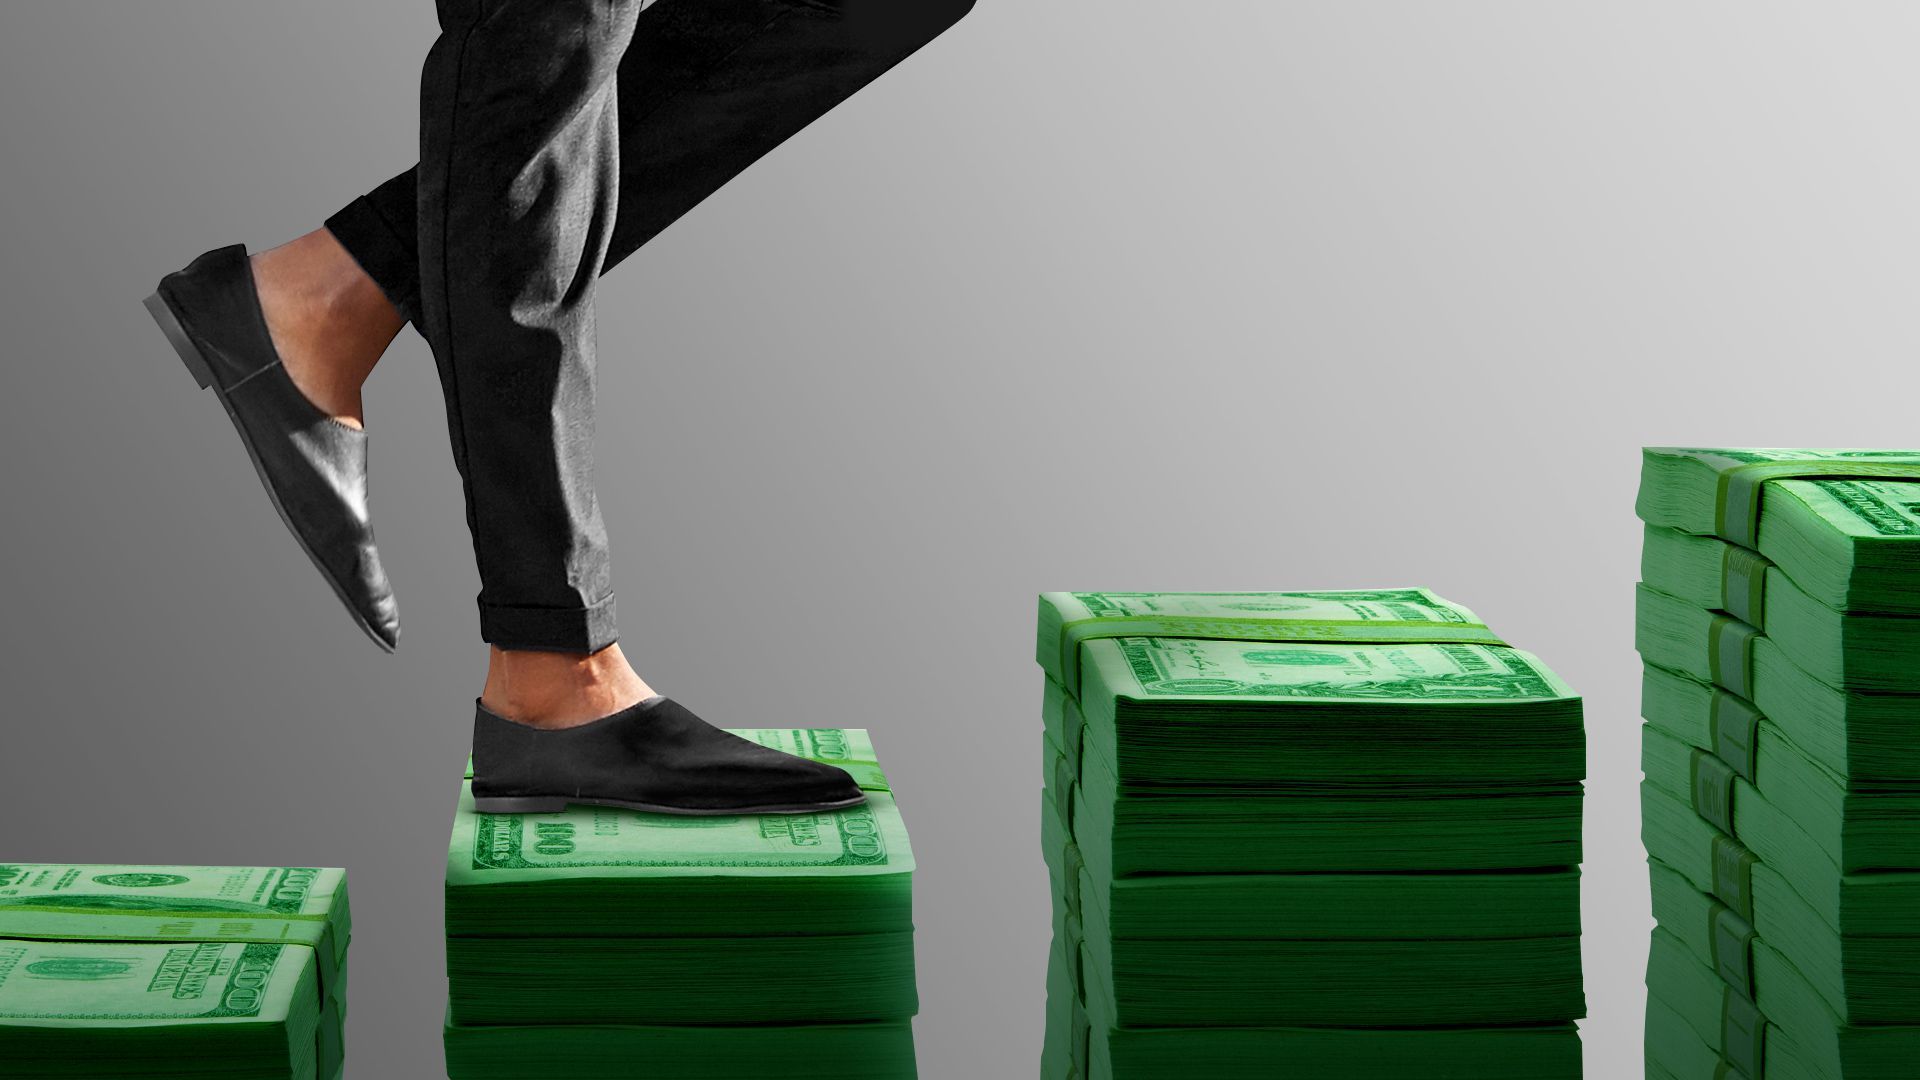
[1636,447,1920,1079]
[0,863,350,1080]
[1036,591,1586,1079]
[443,729,917,1080]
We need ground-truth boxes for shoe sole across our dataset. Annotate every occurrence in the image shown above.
[144,290,395,653]
[471,792,871,816]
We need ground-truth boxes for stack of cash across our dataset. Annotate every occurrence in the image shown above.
[1037,591,1586,1078]
[443,729,918,1080]
[1637,447,1920,1078]
[0,863,350,1080]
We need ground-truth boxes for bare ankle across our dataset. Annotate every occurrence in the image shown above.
[481,643,654,730]
[251,228,404,427]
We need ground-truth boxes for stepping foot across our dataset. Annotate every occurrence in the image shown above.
[470,696,868,815]
[145,244,401,651]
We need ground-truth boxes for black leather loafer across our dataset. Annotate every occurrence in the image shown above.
[145,245,399,651]
[470,696,868,815]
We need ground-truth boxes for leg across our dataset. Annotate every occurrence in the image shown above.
[414,0,637,660]
[324,0,976,314]
[231,0,970,719]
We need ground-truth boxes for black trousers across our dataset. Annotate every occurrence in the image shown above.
[324,0,971,652]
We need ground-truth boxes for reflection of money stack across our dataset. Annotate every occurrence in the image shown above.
[0,864,351,1079]
[1636,448,1920,1078]
[442,730,917,1080]
[1036,592,1586,1078]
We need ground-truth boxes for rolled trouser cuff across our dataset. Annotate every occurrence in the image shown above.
[480,594,619,653]
[324,185,422,325]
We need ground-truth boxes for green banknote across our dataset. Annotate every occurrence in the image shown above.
[446,730,919,1038]
[461,727,890,792]
[0,938,312,1025]
[0,933,309,1014]
[1641,932,1824,1080]
[1646,923,1919,1079]
[1637,447,1920,612]
[1650,859,1920,1027]
[445,781,914,938]
[1054,843,1583,1031]
[445,1009,916,1080]
[449,729,906,940]
[1635,611,1920,787]
[0,864,348,970]
[1639,660,1909,795]
[1072,918,1582,1029]
[1640,780,1920,939]
[1044,941,1579,1080]
[0,864,347,1080]
[0,939,324,1080]
[1635,584,1920,784]
[1642,721,1920,873]
[1037,588,1585,1073]
[1037,590,1502,694]
[1076,636,1584,786]
[1040,792,1579,941]
[1641,525,1920,691]
[1046,737,1582,875]
[446,929,918,1026]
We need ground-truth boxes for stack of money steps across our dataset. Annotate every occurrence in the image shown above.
[1035,591,1587,1079]
[0,863,350,1080]
[1636,447,1920,1079]
[443,728,917,1080]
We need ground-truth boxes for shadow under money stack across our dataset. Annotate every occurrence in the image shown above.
[1636,447,1920,1079]
[1035,591,1587,1079]
[443,729,917,1080]
[0,864,351,1080]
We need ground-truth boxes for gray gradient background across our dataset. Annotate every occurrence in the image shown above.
[1,2,1916,1076]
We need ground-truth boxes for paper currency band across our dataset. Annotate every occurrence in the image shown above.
[1052,757,1082,834]
[1707,615,1758,701]
[1720,985,1766,1079]
[0,909,334,951]
[1709,691,1762,783]
[1711,834,1756,921]
[1715,460,1920,550]
[1062,841,1085,916]
[1070,1000,1092,1078]
[1055,615,1507,696]
[1692,750,1737,837]
[1064,700,1086,764]
[1720,546,1769,629]
[1708,902,1758,1001]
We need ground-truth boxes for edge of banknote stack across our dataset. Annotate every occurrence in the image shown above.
[1036,590,1587,1079]
[0,863,350,1080]
[1636,446,1920,1079]
[442,729,919,1080]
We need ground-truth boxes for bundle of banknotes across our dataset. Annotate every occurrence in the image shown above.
[443,729,918,1079]
[1036,591,1586,1078]
[0,863,350,1080]
[1637,447,1920,1078]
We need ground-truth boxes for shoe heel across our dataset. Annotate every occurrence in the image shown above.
[472,796,571,814]
[143,291,214,390]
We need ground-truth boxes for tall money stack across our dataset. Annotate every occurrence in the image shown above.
[1636,447,1920,1079]
[1036,591,1587,1079]
[443,728,917,1080]
[0,863,351,1080]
